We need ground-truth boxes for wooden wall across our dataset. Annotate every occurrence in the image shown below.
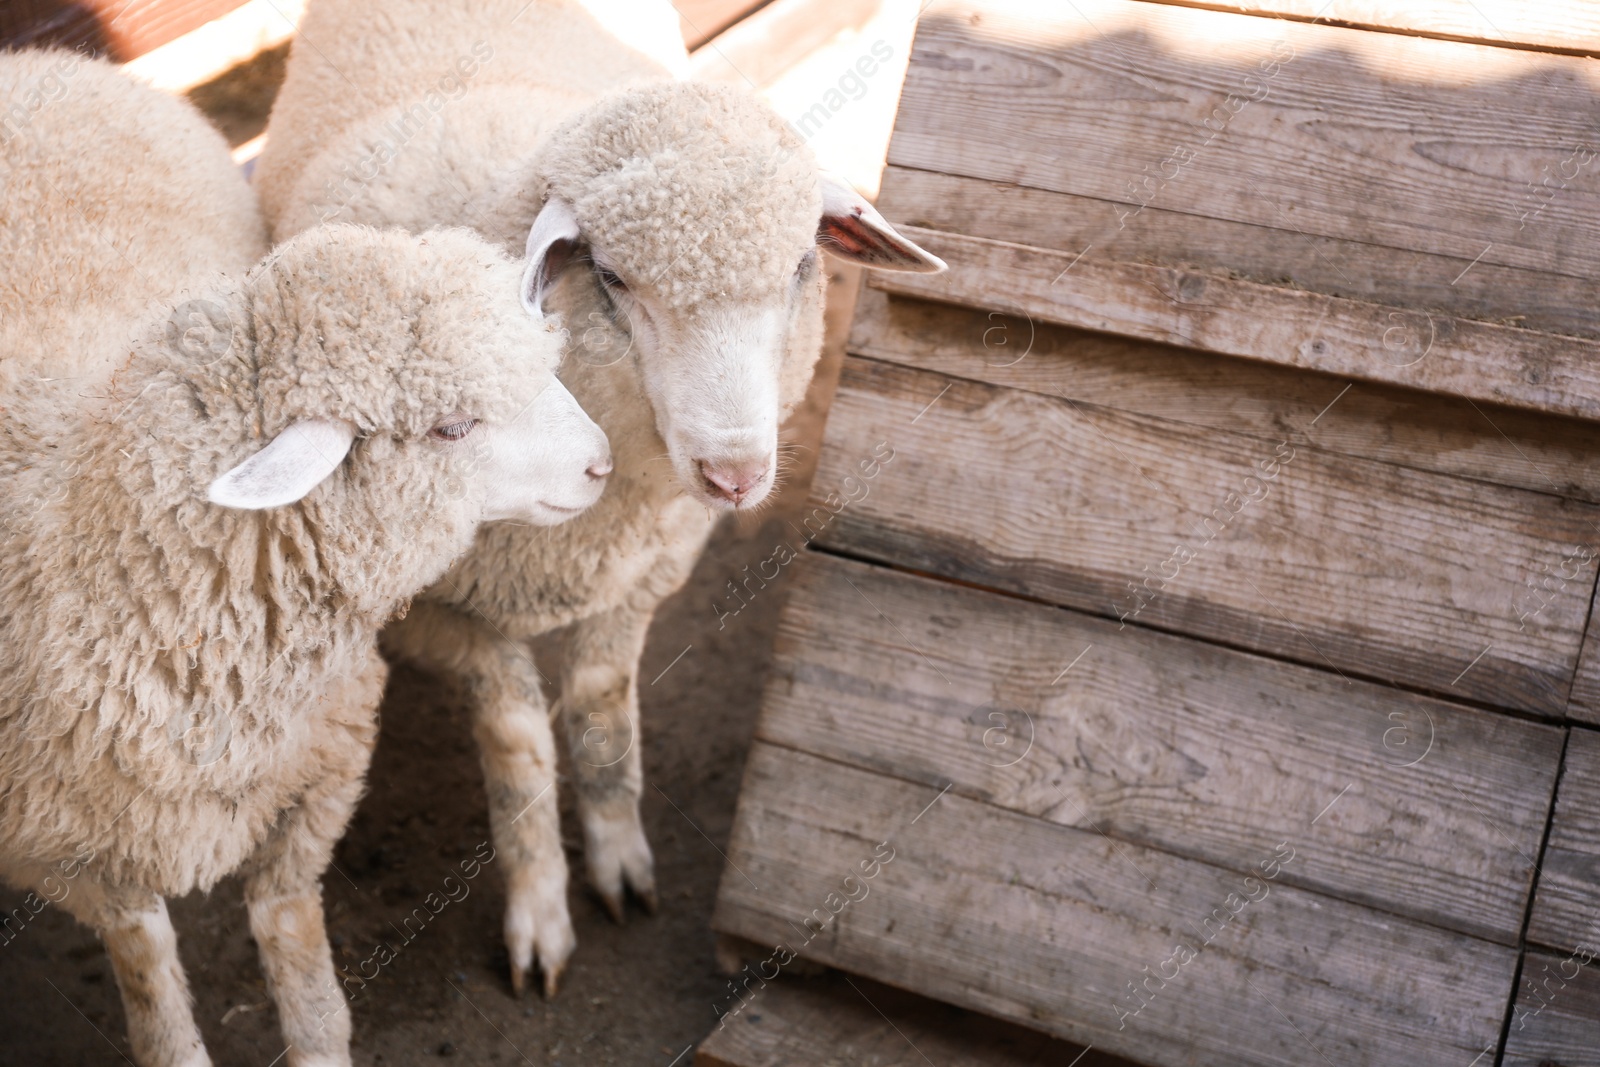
[712,1,1600,1063]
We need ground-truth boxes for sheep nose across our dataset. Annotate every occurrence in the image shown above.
[699,458,770,504]
[587,456,614,480]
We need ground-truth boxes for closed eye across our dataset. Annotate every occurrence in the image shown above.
[429,418,479,442]
[794,249,817,285]
[595,264,628,294]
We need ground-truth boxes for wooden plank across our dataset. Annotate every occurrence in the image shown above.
[0,0,247,61]
[1529,729,1600,953]
[755,554,1561,942]
[1571,598,1600,724]
[892,1,1600,284]
[849,287,1600,505]
[1501,948,1600,1067]
[876,166,1600,341]
[713,741,1517,1067]
[809,356,1600,714]
[1130,0,1600,56]
[872,225,1600,422]
[677,0,770,49]
[689,0,883,87]
[696,971,1125,1066]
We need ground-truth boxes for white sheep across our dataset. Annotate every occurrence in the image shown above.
[0,53,610,1067]
[255,0,944,996]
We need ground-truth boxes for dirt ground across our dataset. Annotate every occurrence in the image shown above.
[0,46,873,1066]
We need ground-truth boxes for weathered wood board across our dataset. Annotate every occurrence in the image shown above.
[756,553,1561,942]
[0,0,248,59]
[1131,0,1600,54]
[696,972,1124,1066]
[808,355,1600,714]
[850,287,1600,505]
[1501,949,1600,1067]
[1568,601,1600,724]
[1529,729,1600,954]
[872,0,1600,417]
[676,0,772,49]
[876,167,1600,341]
[690,0,883,87]
[714,740,1516,1067]
[709,1,1600,1062]
[878,224,1600,423]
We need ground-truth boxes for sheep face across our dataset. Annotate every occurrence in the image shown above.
[186,226,610,606]
[527,83,943,511]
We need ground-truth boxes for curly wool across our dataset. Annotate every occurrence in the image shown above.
[0,50,266,393]
[540,82,821,310]
[0,54,563,897]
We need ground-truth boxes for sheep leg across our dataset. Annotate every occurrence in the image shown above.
[560,602,657,923]
[241,652,383,1067]
[383,602,574,998]
[51,876,210,1067]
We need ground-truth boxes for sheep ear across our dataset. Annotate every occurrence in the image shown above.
[521,197,583,317]
[817,174,946,274]
[207,419,356,510]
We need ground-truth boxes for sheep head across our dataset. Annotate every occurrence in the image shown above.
[126,225,611,614]
[525,82,943,511]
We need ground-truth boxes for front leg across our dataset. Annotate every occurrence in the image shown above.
[560,601,657,922]
[240,650,383,1067]
[382,602,573,997]
[45,872,210,1067]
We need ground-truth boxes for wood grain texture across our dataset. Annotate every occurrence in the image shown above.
[1529,729,1600,954]
[713,741,1516,1067]
[1501,949,1600,1067]
[876,165,1600,341]
[676,0,771,49]
[809,355,1600,713]
[695,972,1125,1067]
[756,554,1561,941]
[1568,597,1600,724]
[1131,0,1600,55]
[849,287,1600,506]
[892,1,1600,281]
[0,0,247,60]
[689,0,882,86]
[872,225,1600,421]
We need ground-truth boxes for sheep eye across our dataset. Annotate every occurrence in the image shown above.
[795,249,817,281]
[429,418,479,442]
[595,265,628,294]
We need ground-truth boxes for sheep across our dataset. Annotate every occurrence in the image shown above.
[254,0,945,997]
[0,54,611,1067]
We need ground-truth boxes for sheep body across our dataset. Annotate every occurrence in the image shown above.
[257,0,937,997]
[0,50,267,393]
[0,55,602,1066]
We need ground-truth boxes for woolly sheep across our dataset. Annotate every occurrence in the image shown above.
[255,0,944,996]
[0,54,610,1067]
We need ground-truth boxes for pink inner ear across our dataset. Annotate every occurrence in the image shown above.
[820,213,881,258]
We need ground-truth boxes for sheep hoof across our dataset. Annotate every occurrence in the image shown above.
[636,884,659,916]
[504,879,575,1000]
[542,960,565,999]
[598,887,627,925]
[583,807,656,925]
